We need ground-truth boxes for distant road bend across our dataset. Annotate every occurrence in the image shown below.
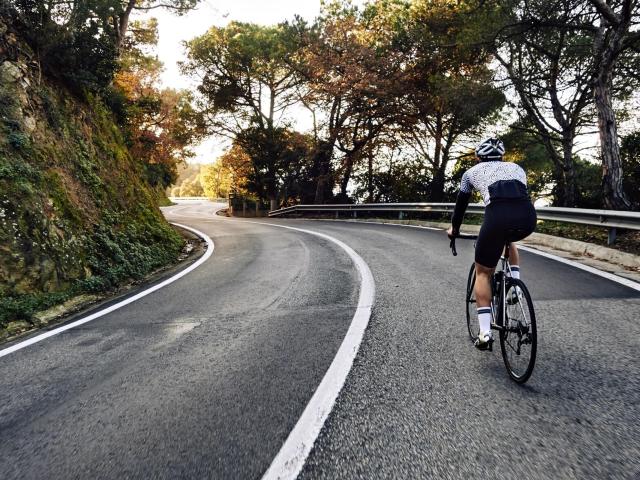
[0,200,638,479]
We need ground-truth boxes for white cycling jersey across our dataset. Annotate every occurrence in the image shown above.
[460,160,528,205]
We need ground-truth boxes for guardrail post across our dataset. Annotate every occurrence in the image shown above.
[398,211,404,220]
[608,227,617,245]
[353,211,357,218]
[335,211,339,219]
[242,200,247,217]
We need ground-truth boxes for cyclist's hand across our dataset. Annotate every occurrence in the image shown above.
[448,228,458,256]
[447,226,457,239]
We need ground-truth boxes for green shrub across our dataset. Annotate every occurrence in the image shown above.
[0,160,38,181]
[85,212,183,291]
[6,129,31,149]
[0,291,72,327]
[39,87,64,131]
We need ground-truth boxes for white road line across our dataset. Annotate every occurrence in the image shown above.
[251,222,375,480]
[0,223,214,358]
[517,245,640,292]
[296,218,640,292]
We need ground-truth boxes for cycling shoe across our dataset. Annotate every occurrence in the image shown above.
[474,332,494,351]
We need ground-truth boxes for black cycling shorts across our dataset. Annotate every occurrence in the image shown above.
[475,199,537,268]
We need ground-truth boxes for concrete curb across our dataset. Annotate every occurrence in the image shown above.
[523,233,640,270]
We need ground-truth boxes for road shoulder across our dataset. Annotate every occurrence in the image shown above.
[0,224,207,347]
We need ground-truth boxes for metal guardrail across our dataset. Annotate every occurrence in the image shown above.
[268,202,640,244]
[169,196,227,202]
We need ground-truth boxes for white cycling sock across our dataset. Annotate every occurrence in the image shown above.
[477,307,492,336]
[510,265,520,280]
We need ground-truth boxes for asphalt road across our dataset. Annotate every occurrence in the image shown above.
[1,200,639,479]
[0,201,359,479]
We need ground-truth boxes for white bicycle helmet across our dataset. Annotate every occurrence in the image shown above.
[475,137,505,160]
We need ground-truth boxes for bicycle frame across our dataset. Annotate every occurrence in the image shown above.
[490,244,514,333]
[450,235,520,333]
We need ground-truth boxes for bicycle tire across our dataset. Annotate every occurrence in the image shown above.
[499,278,537,383]
[465,263,478,341]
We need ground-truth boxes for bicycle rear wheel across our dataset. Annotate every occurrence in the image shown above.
[465,263,479,341]
[500,278,537,383]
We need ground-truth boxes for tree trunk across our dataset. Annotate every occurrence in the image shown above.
[428,167,446,202]
[314,177,325,204]
[430,114,443,201]
[540,138,572,207]
[553,162,567,207]
[339,153,355,201]
[313,140,333,204]
[594,76,632,210]
[367,152,374,203]
[561,135,576,207]
[265,154,278,210]
[115,0,136,54]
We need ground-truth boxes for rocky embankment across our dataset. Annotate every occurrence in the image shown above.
[0,16,183,336]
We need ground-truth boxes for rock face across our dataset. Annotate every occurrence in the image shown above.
[0,16,183,326]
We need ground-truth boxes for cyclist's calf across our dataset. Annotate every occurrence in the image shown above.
[508,243,520,266]
[474,263,494,308]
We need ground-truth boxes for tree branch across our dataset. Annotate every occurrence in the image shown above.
[588,0,621,26]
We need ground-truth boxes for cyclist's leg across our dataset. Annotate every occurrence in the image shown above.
[474,263,494,309]
[506,200,536,280]
[474,208,504,341]
[474,263,494,336]
[509,243,520,264]
[509,243,521,279]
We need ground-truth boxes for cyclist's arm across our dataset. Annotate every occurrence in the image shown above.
[451,172,472,236]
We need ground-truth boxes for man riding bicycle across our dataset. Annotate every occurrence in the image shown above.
[447,138,537,350]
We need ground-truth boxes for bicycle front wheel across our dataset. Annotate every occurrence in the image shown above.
[500,278,537,383]
[465,263,478,341]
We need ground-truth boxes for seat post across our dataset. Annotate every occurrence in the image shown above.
[503,242,511,260]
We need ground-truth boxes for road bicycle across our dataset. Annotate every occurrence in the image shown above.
[450,233,537,383]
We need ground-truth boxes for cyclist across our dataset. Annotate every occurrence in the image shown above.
[447,137,536,350]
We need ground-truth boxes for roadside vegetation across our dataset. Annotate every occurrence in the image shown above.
[0,0,202,335]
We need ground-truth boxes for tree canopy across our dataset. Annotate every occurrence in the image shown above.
[7,0,639,211]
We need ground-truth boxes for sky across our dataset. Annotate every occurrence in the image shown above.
[137,1,347,163]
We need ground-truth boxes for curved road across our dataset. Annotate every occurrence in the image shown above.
[0,200,638,479]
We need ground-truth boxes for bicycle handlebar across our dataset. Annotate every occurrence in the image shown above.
[448,233,478,257]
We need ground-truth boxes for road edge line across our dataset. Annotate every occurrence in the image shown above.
[254,222,375,480]
[517,245,640,292]
[296,218,640,292]
[0,223,214,358]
